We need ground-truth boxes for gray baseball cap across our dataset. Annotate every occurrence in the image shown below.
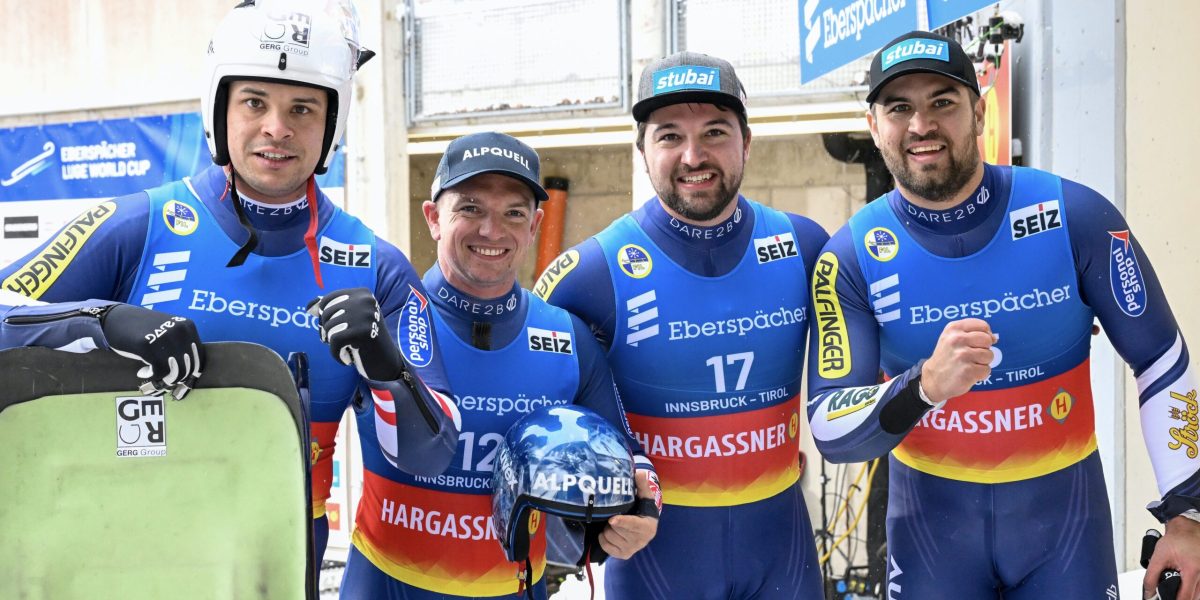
[431,132,548,202]
[632,51,748,122]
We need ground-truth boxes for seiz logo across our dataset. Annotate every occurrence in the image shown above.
[625,289,659,346]
[754,232,799,264]
[527,327,573,355]
[116,396,167,458]
[653,66,720,94]
[869,273,901,323]
[140,250,191,309]
[319,236,372,268]
[1009,200,1061,240]
[881,38,949,71]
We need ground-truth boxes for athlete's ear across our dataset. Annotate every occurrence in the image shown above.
[742,127,752,162]
[421,200,441,240]
[866,106,882,148]
[973,91,986,137]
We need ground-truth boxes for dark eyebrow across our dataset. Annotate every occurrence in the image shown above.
[880,85,961,106]
[231,85,322,106]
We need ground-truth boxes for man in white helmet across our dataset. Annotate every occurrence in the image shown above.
[0,0,461,567]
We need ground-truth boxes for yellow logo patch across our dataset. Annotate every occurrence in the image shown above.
[1049,389,1074,423]
[864,227,899,262]
[812,252,851,378]
[163,200,200,236]
[533,250,579,301]
[617,244,653,279]
[2,201,117,299]
[1168,388,1198,459]
[788,412,799,439]
[527,509,541,534]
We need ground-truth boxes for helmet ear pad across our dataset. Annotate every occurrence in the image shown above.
[209,76,338,175]
[505,503,535,565]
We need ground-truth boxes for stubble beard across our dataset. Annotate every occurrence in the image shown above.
[883,129,981,204]
[657,164,745,223]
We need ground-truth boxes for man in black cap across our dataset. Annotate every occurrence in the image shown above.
[536,53,828,598]
[807,30,1200,598]
[332,131,660,599]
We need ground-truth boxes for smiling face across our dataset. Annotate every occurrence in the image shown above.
[423,173,543,299]
[867,72,986,207]
[640,102,751,225]
[224,80,328,204]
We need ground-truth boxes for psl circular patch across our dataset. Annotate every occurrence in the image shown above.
[617,244,653,279]
[163,200,200,236]
[864,227,899,262]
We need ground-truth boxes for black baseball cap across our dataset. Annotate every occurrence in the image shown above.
[866,31,980,105]
[431,132,549,202]
[632,51,748,122]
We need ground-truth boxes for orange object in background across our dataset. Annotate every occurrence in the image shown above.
[535,177,570,275]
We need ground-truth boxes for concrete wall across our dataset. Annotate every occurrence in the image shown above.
[1124,0,1200,570]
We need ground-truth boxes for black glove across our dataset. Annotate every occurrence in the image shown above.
[100,304,204,399]
[307,288,404,381]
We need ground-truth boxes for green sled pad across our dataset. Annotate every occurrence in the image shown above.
[0,342,313,600]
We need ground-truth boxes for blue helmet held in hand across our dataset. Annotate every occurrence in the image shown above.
[491,405,637,568]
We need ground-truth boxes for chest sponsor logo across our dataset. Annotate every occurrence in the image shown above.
[140,250,190,308]
[163,200,199,236]
[2,201,116,299]
[1108,230,1146,317]
[812,252,850,378]
[754,232,799,264]
[399,286,433,367]
[625,289,659,346]
[870,273,901,323]
[527,326,573,355]
[318,236,372,268]
[533,249,578,301]
[1167,388,1198,459]
[864,227,899,262]
[116,396,166,458]
[617,244,653,279]
[1009,200,1061,240]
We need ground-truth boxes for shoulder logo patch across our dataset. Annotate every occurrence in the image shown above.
[533,249,579,300]
[398,286,433,367]
[2,201,116,299]
[617,244,653,279]
[1108,230,1146,317]
[163,200,199,236]
[864,227,899,262]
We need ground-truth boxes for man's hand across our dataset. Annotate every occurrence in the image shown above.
[307,288,403,381]
[1144,515,1200,600]
[599,470,660,560]
[101,304,203,399]
[920,318,996,404]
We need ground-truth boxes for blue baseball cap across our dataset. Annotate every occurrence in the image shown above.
[632,51,747,122]
[431,132,549,202]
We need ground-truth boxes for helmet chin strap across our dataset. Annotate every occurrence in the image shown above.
[223,169,325,288]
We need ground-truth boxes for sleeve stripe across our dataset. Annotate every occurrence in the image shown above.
[371,388,398,427]
[1137,333,1183,391]
[430,387,462,432]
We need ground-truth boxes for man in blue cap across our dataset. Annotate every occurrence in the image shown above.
[331,131,660,599]
[536,52,828,598]
[807,30,1200,598]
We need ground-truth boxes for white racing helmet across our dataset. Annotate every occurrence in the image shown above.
[201,0,374,175]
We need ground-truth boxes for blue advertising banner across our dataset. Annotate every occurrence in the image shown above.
[0,113,344,202]
[799,0,920,84]
[927,0,997,30]
[0,112,345,267]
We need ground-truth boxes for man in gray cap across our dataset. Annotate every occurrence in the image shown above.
[807,30,1200,598]
[332,131,660,599]
[536,53,828,598]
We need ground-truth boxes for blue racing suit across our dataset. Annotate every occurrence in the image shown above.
[339,265,651,600]
[0,164,459,564]
[537,196,828,599]
[807,164,1200,598]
